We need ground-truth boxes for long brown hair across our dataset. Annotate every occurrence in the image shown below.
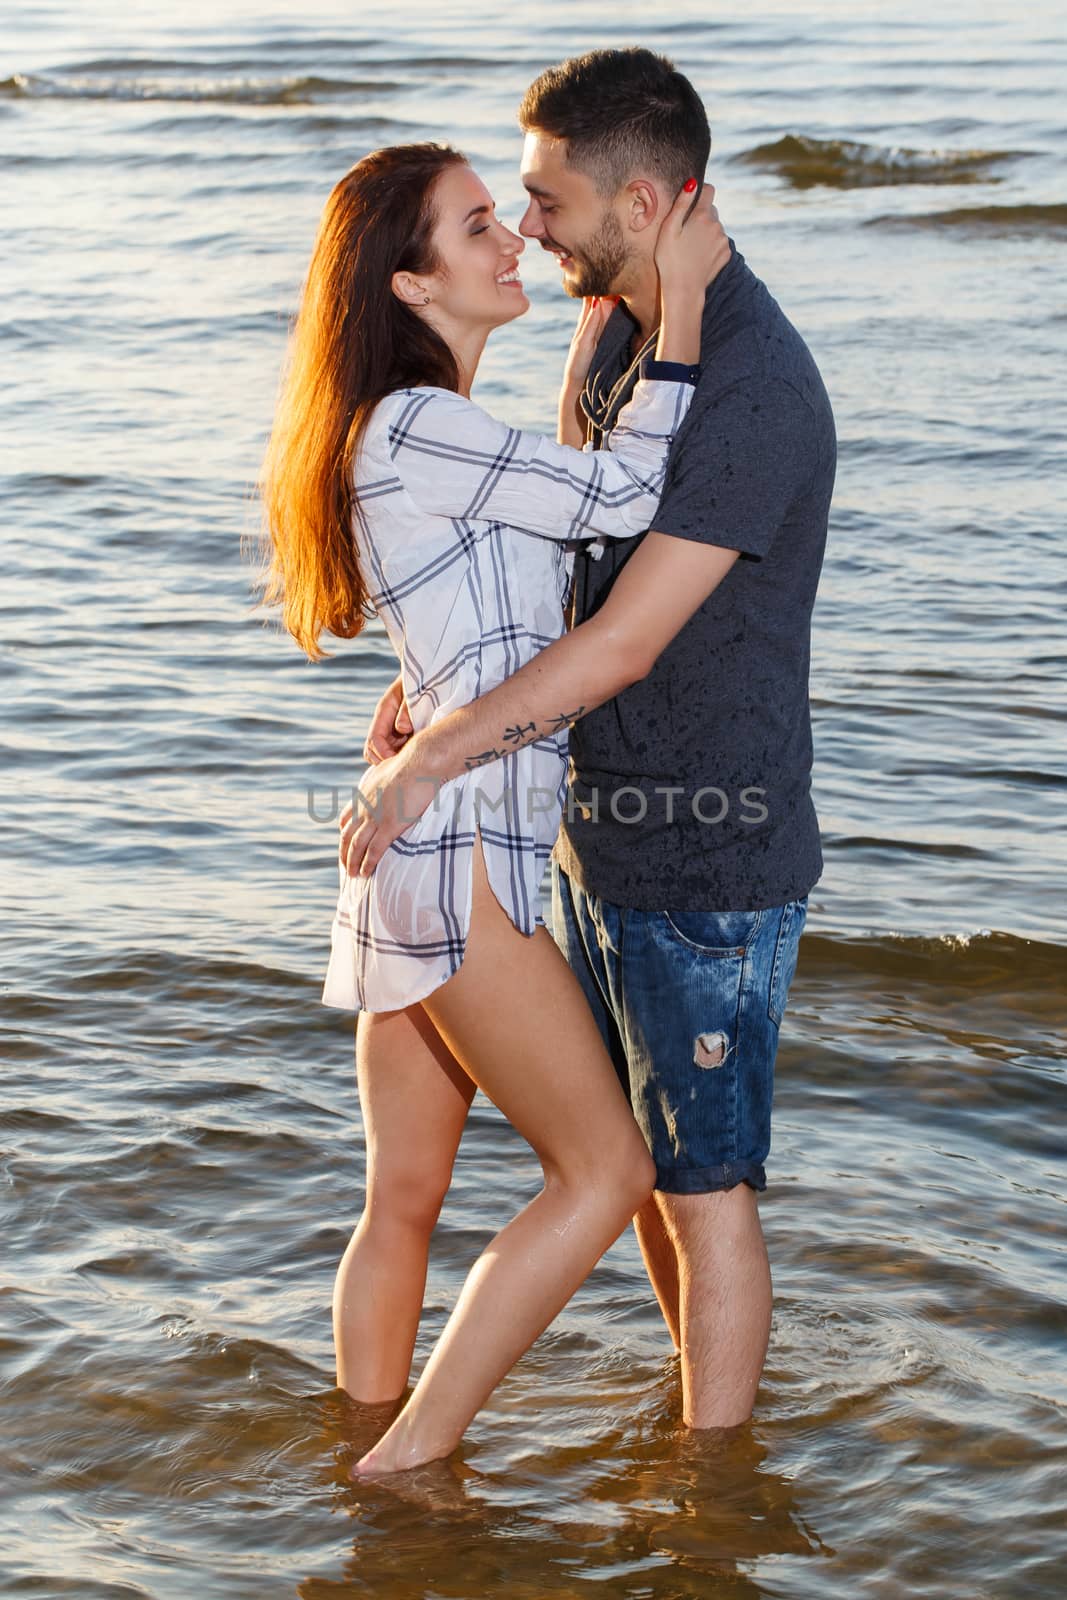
[255,143,466,660]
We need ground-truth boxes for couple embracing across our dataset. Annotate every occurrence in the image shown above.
[260,46,835,1479]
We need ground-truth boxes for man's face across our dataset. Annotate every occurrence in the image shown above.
[518,130,632,298]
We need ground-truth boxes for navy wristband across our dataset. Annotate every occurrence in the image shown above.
[639,357,701,385]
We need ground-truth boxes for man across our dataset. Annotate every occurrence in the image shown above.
[344,47,835,1430]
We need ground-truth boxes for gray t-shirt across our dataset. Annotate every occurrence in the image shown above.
[553,242,836,911]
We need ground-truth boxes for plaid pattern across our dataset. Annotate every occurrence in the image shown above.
[321,378,693,1013]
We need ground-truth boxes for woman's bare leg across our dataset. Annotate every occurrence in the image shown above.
[334,1005,477,1402]
[352,828,656,1476]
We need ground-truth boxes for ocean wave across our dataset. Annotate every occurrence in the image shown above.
[0,70,401,105]
[735,133,1023,189]
[57,46,380,71]
[3,933,1059,1020]
[361,54,507,70]
[137,110,409,138]
[866,203,1067,233]
[832,835,990,859]
[50,41,500,79]
[801,928,1066,992]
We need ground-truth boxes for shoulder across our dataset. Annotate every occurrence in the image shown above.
[692,308,829,433]
[371,386,505,455]
[663,368,825,500]
[373,385,476,427]
[685,368,817,438]
[698,257,826,402]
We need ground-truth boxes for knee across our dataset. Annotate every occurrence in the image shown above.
[365,1162,452,1236]
[595,1135,657,1219]
[544,1134,654,1221]
[661,1183,762,1255]
[626,1144,658,1211]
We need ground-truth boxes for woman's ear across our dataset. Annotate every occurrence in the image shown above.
[392,271,432,307]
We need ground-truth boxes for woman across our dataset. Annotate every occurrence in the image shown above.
[259,143,726,1477]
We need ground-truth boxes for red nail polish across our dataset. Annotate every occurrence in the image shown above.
[683,178,698,193]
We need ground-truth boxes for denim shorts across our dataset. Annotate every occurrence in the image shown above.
[550,860,808,1195]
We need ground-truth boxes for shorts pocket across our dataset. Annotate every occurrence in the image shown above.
[659,907,764,956]
[768,897,808,1027]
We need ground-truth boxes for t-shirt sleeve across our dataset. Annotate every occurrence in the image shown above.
[377,381,692,544]
[653,377,816,559]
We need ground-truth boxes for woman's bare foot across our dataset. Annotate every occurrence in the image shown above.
[348,1401,465,1478]
[350,1431,449,1478]
[348,1453,481,1519]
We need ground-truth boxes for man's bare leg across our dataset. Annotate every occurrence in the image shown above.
[655,1185,772,1429]
[632,1196,681,1352]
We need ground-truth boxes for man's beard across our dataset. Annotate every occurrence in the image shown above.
[556,209,630,298]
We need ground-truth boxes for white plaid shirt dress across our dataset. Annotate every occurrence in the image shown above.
[321,376,694,1013]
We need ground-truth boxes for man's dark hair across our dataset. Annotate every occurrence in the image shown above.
[519,47,710,198]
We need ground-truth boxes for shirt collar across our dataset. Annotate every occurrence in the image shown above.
[581,239,748,437]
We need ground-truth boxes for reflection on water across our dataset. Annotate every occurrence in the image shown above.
[2,0,1065,1595]
[326,1414,827,1597]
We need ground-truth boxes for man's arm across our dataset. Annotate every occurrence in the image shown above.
[362,369,812,773]
[423,532,740,773]
[340,532,740,875]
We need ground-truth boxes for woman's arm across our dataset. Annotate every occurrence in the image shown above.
[382,186,727,547]
[382,376,691,544]
[346,186,733,852]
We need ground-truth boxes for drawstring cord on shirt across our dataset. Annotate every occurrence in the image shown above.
[579,327,659,445]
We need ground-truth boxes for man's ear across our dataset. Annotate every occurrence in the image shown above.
[624,178,662,235]
[392,270,431,307]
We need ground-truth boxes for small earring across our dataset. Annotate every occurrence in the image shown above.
[423,295,431,305]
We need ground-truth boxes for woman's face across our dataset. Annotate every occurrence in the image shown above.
[417,163,528,332]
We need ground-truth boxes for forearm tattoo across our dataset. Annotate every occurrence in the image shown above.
[463,708,587,772]
[465,747,508,769]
